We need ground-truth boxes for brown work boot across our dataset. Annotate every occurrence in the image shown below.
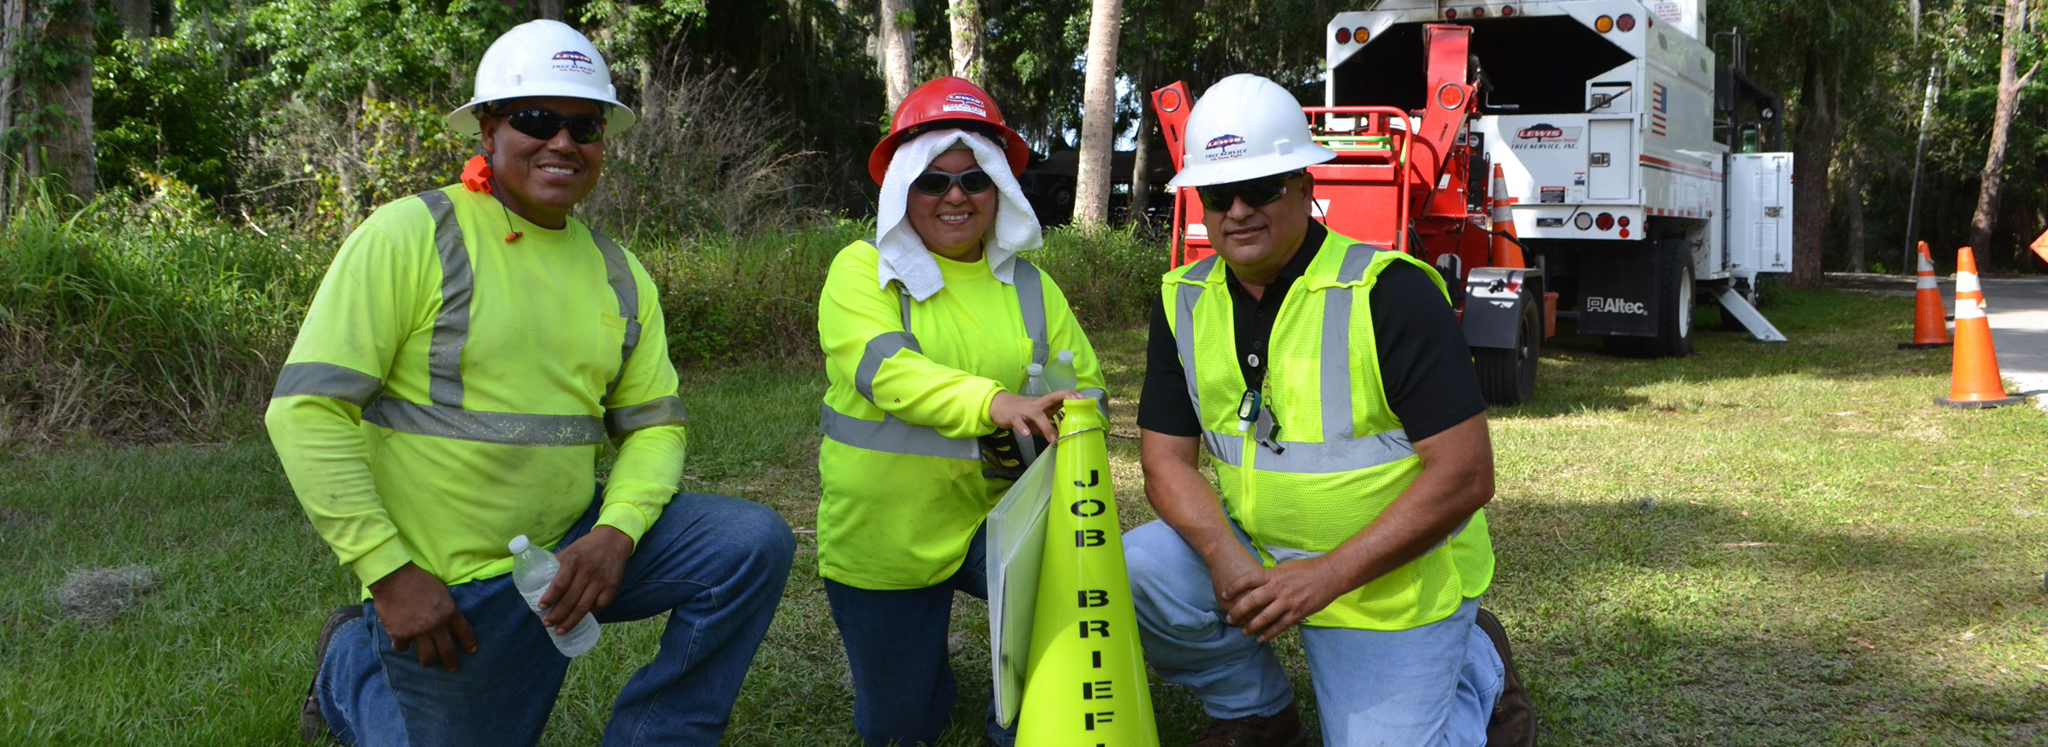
[1475,607,1535,747]
[299,605,364,742]
[1188,701,1308,747]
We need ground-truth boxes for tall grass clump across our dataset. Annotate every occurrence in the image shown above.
[631,218,867,364]
[0,188,328,445]
[1030,223,1166,331]
[583,65,826,238]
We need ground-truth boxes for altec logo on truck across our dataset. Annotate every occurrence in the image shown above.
[1155,0,1793,406]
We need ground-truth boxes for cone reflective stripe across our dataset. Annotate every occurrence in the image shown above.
[1900,240,1952,348]
[1015,398,1158,747]
[1489,164,1525,268]
[1935,247,2023,408]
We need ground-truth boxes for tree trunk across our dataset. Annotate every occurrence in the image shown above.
[1127,51,1156,227]
[879,0,915,110]
[111,0,148,35]
[1966,0,2040,272]
[0,0,25,220]
[42,1,93,201]
[1789,49,1834,288]
[1072,0,1121,229]
[1844,157,1867,273]
[536,0,565,20]
[947,0,982,82]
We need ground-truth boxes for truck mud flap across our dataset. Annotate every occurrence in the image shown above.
[1575,244,1660,337]
[1462,267,1541,349]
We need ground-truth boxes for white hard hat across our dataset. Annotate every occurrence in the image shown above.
[446,20,637,136]
[1168,74,1335,187]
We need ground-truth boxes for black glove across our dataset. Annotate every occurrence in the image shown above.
[977,429,1046,482]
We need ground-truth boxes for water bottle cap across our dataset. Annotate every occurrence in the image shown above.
[1026,363,1043,375]
[1058,349,1074,363]
[508,535,530,553]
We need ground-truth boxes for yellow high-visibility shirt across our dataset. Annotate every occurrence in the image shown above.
[266,186,688,595]
[816,240,1106,589]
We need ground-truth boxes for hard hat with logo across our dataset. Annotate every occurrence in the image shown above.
[869,77,1031,184]
[1169,74,1335,187]
[447,20,637,136]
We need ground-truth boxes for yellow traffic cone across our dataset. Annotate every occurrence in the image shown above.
[1015,398,1158,747]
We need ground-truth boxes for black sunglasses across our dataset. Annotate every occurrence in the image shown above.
[1196,171,1300,212]
[911,168,994,196]
[501,108,607,144]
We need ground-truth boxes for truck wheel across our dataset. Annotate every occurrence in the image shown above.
[1475,291,1542,406]
[1651,238,1696,357]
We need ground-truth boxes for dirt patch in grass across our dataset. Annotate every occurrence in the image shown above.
[52,564,158,625]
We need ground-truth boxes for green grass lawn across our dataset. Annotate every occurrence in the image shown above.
[3,287,2044,746]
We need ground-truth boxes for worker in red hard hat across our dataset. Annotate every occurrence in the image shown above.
[273,20,793,746]
[815,76,1107,747]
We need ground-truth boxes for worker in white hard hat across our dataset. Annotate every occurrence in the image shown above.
[268,19,793,746]
[1122,74,1534,747]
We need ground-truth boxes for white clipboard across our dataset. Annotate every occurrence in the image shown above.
[986,443,1056,728]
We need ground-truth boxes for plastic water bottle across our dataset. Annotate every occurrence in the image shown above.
[1044,349,1079,393]
[1016,363,1050,464]
[508,535,601,657]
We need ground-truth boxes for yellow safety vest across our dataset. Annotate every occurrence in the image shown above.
[816,241,1106,589]
[1161,229,1493,629]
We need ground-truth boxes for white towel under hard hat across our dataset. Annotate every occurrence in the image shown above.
[875,129,1042,301]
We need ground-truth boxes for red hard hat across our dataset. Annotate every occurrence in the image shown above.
[868,77,1031,184]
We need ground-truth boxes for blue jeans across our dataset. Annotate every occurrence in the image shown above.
[1123,519,1503,747]
[823,525,1015,747]
[315,491,795,747]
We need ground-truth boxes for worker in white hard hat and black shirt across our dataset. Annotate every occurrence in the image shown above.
[268,20,793,746]
[1122,74,1534,747]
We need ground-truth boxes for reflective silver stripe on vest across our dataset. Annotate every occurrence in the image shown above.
[272,362,383,408]
[590,228,643,399]
[606,395,689,436]
[856,331,920,402]
[400,191,651,444]
[418,190,471,408]
[1178,245,1417,473]
[833,262,1052,456]
[1173,257,1223,456]
[1013,257,1049,366]
[1267,513,1470,561]
[363,398,606,446]
[819,402,979,459]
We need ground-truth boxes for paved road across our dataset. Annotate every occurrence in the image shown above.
[1829,272,2048,411]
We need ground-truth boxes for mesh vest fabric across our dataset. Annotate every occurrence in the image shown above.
[1160,229,1493,630]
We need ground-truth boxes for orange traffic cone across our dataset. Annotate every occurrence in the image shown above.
[1934,247,2023,408]
[2030,228,2048,266]
[1899,240,1952,349]
[1489,163,1525,268]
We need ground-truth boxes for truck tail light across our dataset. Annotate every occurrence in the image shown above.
[1595,213,1615,230]
[1444,8,1458,19]
[1336,27,1351,44]
[1355,26,1369,43]
[1616,13,1637,32]
[1594,14,1614,32]
[1501,5,1515,16]
[1618,216,1631,228]
[1574,213,1594,230]
[1472,7,1486,17]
